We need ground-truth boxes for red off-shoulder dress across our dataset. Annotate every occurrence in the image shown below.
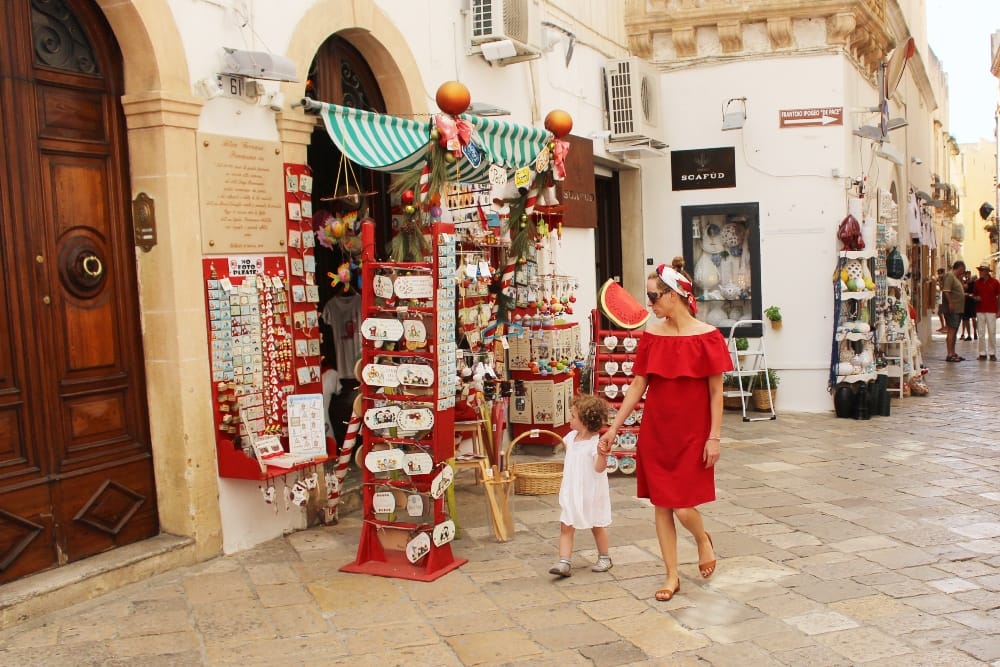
[632,329,733,508]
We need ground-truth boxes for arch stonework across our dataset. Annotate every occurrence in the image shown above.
[280,0,428,162]
[95,0,222,563]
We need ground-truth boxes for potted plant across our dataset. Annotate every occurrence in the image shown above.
[764,305,782,330]
[751,368,780,411]
[734,337,749,351]
[722,373,744,410]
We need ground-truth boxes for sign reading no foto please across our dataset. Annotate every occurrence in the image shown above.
[778,107,843,128]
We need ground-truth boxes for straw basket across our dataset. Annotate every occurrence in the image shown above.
[723,394,744,410]
[752,388,776,411]
[504,429,566,495]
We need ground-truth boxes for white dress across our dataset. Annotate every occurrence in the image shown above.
[558,431,612,529]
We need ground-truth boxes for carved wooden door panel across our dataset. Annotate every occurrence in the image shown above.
[0,0,157,584]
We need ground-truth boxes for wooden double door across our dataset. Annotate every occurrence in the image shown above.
[0,0,157,584]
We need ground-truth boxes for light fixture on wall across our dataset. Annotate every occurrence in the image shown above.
[721,97,747,131]
[911,156,923,165]
[196,76,224,100]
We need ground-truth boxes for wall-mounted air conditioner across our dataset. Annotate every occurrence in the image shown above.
[467,0,542,64]
[604,57,665,146]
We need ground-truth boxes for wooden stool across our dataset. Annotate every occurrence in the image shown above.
[453,420,489,484]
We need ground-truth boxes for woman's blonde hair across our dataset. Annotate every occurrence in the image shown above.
[571,393,608,433]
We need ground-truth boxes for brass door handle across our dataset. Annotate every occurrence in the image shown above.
[81,255,104,278]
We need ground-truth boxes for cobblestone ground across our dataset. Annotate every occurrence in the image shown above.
[2,332,1000,666]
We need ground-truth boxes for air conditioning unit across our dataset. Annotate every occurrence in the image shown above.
[467,0,542,63]
[604,58,663,144]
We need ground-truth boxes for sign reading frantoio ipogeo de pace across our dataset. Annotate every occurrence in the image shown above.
[197,133,286,254]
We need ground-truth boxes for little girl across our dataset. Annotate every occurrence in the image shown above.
[549,393,613,577]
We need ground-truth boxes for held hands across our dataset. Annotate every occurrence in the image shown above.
[598,427,616,455]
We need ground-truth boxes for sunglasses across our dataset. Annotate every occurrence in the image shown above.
[646,291,667,304]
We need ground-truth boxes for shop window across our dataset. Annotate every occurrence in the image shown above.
[681,203,762,338]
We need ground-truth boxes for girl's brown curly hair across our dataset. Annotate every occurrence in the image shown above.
[571,393,608,433]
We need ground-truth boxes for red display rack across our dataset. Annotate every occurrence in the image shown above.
[341,220,466,581]
[590,310,643,473]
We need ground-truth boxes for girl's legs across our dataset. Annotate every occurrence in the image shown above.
[558,522,575,559]
[591,526,609,554]
[549,522,575,576]
[654,506,680,591]
[675,507,715,566]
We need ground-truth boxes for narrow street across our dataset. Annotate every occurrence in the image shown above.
[2,331,999,666]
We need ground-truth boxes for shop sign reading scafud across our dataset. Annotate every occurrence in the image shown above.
[670,147,736,191]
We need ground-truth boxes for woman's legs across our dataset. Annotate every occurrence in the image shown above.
[675,507,715,567]
[654,506,680,590]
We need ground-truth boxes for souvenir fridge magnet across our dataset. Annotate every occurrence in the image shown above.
[405,532,431,563]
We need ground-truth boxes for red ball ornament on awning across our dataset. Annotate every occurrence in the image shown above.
[544,109,573,138]
[435,81,471,116]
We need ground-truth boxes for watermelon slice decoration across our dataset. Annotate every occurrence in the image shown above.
[598,279,650,330]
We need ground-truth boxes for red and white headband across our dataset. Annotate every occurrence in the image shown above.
[656,263,698,314]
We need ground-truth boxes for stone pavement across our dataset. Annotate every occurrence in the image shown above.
[3,331,1000,666]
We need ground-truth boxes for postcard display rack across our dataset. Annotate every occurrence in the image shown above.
[340,220,466,581]
[203,163,329,482]
[590,310,643,474]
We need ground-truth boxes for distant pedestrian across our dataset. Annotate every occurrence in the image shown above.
[549,393,613,577]
[943,261,966,362]
[961,270,978,341]
[936,267,947,333]
[972,262,1000,360]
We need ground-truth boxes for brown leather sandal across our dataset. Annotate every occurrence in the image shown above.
[699,532,717,579]
[655,580,680,601]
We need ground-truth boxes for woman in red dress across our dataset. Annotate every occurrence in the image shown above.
[599,264,732,601]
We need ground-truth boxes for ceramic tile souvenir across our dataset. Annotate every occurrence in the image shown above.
[429,465,454,499]
[396,407,434,431]
[373,274,394,299]
[405,532,431,563]
[361,318,404,342]
[432,520,456,546]
[364,405,400,430]
[393,274,434,299]
[403,451,434,475]
[364,448,405,473]
[362,363,400,387]
[398,364,434,387]
[372,491,395,514]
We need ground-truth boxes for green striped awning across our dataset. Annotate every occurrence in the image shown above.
[316,102,551,183]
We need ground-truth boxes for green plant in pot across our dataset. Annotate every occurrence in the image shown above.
[734,337,749,351]
[750,368,780,411]
[764,305,782,330]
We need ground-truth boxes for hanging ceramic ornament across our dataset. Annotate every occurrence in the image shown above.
[405,532,431,563]
[406,493,424,517]
[429,465,454,499]
[403,451,435,475]
[372,490,396,514]
[432,520,456,547]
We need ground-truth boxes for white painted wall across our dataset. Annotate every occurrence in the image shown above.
[645,54,882,411]
[167,0,626,551]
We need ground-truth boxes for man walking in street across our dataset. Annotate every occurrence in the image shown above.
[942,261,966,362]
[972,262,1000,360]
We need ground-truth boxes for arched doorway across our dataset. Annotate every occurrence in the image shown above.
[306,34,390,445]
[0,0,157,583]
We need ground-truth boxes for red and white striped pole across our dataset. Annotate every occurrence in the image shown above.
[326,413,361,520]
